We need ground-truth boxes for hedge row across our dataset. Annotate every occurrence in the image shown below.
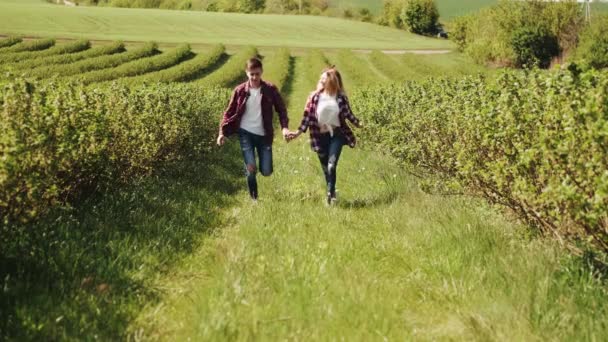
[71,44,192,85]
[2,41,125,73]
[262,48,291,92]
[196,46,258,87]
[369,50,407,81]
[0,40,90,65]
[0,79,230,225]
[27,42,157,79]
[303,49,330,89]
[352,67,608,253]
[0,37,22,49]
[120,44,224,85]
[0,39,55,54]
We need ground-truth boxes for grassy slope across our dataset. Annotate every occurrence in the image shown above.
[0,0,451,50]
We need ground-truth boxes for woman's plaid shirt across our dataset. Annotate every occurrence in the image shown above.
[297,90,361,152]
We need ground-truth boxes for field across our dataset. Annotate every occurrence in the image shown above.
[0,0,451,50]
[1,1,608,340]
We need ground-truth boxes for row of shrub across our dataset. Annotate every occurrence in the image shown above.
[0,40,90,65]
[0,79,229,225]
[352,67,608,253]
[303,49,330,89]
[69,44,192,84]
[2,41,125,72]
[0,37,22,49]
[120,44,224,85]
[0,39,55,54]
[262,47,291,92]
[24,42,157,79]
[197,46,257,87]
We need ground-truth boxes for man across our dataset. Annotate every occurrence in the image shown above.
[217,57,290,201]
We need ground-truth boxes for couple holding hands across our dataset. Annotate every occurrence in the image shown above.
[216,57,361,205]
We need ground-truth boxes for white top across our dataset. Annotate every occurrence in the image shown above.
[240,87,265,136]
[316,92,340,135]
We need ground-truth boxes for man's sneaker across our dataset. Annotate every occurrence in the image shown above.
[326,192,332,206]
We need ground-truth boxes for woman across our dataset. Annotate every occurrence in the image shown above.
[287,67,361,205]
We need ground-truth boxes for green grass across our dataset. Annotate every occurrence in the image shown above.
[130,134,608,341]
[0,0,452,50]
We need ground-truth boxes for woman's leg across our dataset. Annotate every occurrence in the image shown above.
[316,133,332,201]
[326,132,345,199]
[238,130,258,200]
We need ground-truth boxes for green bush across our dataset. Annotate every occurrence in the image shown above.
[2,41,124,73]
[69,44,192,84]
[262,48,291,91]
[120,44,225,84]
[0,39,55,54]
[196,46,258,87]
[400,0,438,35]
[511,25,559,68]
[453,0,583,67]
[575,14,608,69]
[0,40,90,65]
[0,37,22,49]
[27,42,158,79]
[352,68,608,253]
[0,79,229,225]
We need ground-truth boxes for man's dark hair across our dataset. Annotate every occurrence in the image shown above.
[246,57,263,71]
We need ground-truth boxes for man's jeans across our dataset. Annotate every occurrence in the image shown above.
[238,129,273,199]
[316,129,345,198]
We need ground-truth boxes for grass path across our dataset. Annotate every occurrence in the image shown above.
[128,60,608,340]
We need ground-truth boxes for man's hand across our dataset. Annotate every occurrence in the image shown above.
[286,130,301,142]
[216,134,225,146]
[282,127,290,141]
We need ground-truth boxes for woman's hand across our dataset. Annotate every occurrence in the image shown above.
[286,130,301,142]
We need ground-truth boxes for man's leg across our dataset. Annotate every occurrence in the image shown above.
[239,130,258,200]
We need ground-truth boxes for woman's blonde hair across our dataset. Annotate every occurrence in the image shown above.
[322,66,344,96]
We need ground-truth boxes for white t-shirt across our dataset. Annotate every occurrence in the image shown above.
[240,87,265,136]
[316,92,340,135]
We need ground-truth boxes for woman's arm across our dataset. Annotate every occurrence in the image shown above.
[340,94,362,128]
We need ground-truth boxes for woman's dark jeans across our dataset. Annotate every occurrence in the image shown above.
[238,129,273,199]
[317,129,345,198]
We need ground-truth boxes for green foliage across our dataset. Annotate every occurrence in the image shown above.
[262,47,291,91]
[120,44,225,84]
[1,41,125,73]
[510,25,559,68]
[0,36,22,49]
[69,44,192,84]
[0,38,55,54]
[575,14,608,69]
[26,42,158,79]
[352,68,608,253]
[454,0,583,67]
[379,0,406,28]
[400,0,439,35]
[0,40,90,65]
[0,79,229,225]
[303,49,330,88]
[197,46,258,87]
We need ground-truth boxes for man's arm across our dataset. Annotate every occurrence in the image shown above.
[217,88,239,146]
[272,86,289,130]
